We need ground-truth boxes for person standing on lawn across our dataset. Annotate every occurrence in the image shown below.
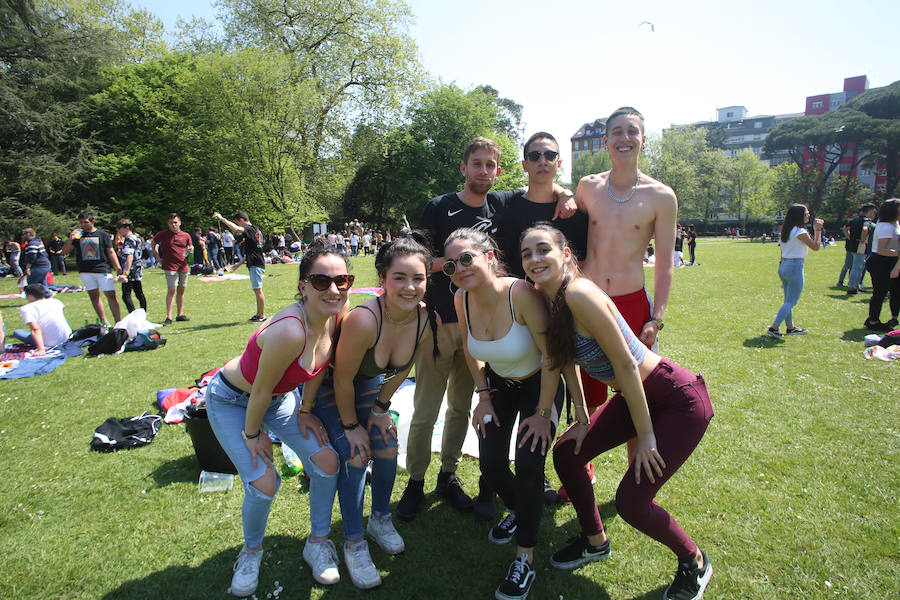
[115,219,146,314]
[48,233,67,276]
[214,211,267,322]
[520,223,714,600]
[206,241,352,597]
[863,198,900,331]
[312,233,435,588]
[20,228,52,285]
[841,203,877,294]
[152,213,193,326]
[61,210,124,327]
[446,227,567,600]
[766,204,823,338]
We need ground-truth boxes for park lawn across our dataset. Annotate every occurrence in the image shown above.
[0,240,897,600]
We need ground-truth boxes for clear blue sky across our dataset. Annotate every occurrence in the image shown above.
[135,0,898,178]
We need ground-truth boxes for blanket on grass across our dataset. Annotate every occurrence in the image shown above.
[0,340,85,379]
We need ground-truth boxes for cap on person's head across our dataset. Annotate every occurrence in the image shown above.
[24,283,51,299]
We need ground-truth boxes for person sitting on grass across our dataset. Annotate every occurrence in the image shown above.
[205,241,352,598]
[313,233,436,589]
[13,284,72,355]
[446,227,566,600]
[520,223,714,600]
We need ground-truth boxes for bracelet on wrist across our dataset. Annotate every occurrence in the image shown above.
[475,386,491,394]
[370,409,389,417]
[373,399,391,412]
[241,429,261,440]
[342,421,360,431]
[298,408,311,415]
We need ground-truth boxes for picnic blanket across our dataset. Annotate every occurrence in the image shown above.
[0,340,85,379]
[350,286,384,297]
[197,274,250,281]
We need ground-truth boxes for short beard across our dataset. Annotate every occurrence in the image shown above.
[467,181,494,195]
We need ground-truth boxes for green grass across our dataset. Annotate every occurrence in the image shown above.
[0,241,897,599]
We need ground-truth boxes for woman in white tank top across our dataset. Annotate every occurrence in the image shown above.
[444,227,573,600]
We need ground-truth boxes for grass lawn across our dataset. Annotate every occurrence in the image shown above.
[0,239,897,599]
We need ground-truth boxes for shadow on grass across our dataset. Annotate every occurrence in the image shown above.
[742,335,784,348]
[167,321,246,333]
[841,328,875,343]
[146,454,200,488]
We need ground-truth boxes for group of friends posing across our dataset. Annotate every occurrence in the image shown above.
[208,108,714,600]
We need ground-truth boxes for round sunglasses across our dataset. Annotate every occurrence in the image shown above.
[303,273,355,291]
[442,251,482,276]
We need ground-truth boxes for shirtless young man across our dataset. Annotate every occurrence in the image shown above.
[575,107,677,409]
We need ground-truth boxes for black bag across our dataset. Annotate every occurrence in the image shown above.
[88,328,129,356]
[90,412,162,452]
[69,323,107,341]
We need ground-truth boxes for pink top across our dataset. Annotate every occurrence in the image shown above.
[238,312,333,393]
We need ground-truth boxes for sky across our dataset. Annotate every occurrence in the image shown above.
[135,0,898,180]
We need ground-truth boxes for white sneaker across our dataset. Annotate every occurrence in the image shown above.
[366,515,406,554]
[229,546,263,597]
[303,538,340,585]
[343,540,382,589]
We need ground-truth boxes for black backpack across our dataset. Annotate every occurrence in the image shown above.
[90,412,162,452]
[87,329,129,356]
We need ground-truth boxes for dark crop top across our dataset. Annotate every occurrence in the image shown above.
[354,297,427,380]
[238,305,335,393]
[573,307,648,381]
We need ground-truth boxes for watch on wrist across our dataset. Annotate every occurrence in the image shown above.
[652,318,664,330]
[537,407,552,419]
[374,399,391,412]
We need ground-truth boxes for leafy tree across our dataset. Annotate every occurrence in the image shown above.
[571,151,611,186]
[821,175,871,222]
[846,80,900,198]
[769,162,811,212]
[727,149,772,226]
[694,148,730,221]
[645,126,706,217]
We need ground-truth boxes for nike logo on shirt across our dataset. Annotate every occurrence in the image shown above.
[448,209,463,216]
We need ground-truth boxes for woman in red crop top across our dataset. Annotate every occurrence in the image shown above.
[206,241,352,597]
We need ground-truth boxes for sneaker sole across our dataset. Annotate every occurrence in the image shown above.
[347,571,382,590]
[549,548,611,570]
[303,555,340,585]
[229,582,257,597]
[488,529,516,545]
[496,585,532,600]
[366,529,405,555]
[765,330,782,338]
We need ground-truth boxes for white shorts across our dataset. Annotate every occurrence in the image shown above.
[80,272,115,292]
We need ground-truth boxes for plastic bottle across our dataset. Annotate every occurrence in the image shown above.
[198,470,234,493]
[281,444,304,477]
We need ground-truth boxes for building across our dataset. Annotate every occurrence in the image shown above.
[570,118,606,163]
[664,106,801,166]
[803,75,886,195]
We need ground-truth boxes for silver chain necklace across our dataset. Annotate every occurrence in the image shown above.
[606,174,641,203]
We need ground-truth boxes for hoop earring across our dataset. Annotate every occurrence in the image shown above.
[448,281,458,295]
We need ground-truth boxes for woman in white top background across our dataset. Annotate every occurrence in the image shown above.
[767,204,823,338]
[864,198,900,331]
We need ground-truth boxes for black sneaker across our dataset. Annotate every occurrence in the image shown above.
[435,470,474,512]
[397,479,424,521]
[663,550,712,600]
[543,477,558,505]
[249,314,266,322]
[549,534,611,570]
[162,318,172,326]
[784,326,807,335]
[175,314,190,322]
[864,319,890,331]
[886,318,899,329]
[495,555,535,600]
[488,512,517,544]
[765,327,782,338]
[474,474,497,521]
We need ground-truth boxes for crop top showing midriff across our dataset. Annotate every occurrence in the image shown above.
[238,306,334,393]
[465,281,543,379]
[355,298,427,380]
[574,306,648,382]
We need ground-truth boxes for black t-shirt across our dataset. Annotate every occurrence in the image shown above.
[241,225,265,268]
[420,190,518,323]
[844,214,869,252]
[74,229,114,274]
[496,191,588,279]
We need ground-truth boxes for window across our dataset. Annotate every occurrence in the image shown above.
[592,139,600,149]
[811,101,824,109]
[754,122,763,128]
[879,168,887,176]
[831,99,841,108]
[877,184,886,192]
[726,111,733,118]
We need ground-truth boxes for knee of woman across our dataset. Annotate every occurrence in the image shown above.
[552,440,576,468]
[249,466,280,498]
[373,446,398,460]
[311,448,339,476]
[348,454,368,469]
[615,485,649,524]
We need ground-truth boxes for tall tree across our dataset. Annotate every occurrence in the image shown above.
[846,80,900,198]
[727,149,772,226]
[571,150,611,186]
[646,126,706,217]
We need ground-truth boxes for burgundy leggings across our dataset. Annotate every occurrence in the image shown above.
[553,358,713,561]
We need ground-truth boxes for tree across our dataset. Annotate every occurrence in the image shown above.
[727,149,772,226]
[769,162,810,212]
[847,80,900,198]
[821,175,871,222]
[645,126,707,218]
[571,151,611,186]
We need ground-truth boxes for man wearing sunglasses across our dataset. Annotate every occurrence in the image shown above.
[214,210,267,322]
[399,136,577,521]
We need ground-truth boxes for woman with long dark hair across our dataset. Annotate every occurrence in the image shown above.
[520,223,714,600]
[864,198,900,330]
[766,204,823,338]
[442,227,565,600]
[315,233,437,589]
[205,241,352,597]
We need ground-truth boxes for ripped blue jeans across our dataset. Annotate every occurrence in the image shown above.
[206,372,338,547]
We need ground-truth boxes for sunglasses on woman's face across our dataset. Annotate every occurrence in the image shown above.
[304,273,355,291]
[442,251,482,276]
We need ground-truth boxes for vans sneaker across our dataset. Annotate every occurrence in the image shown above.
[343,540,382,589]
[495,555,535,600]
[663,550,712,600]
[489,512,518,545]
[435,470,474,512]
[785,327,807,335]
[766,327,783,338]
[302,538,339,585]
[549,534,611,570]
[366,515,405,555]
[229,546,263,597]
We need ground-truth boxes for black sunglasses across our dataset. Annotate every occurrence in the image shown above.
[524,150,559,162]
[442,251,482,276]
[304,273,355,291]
